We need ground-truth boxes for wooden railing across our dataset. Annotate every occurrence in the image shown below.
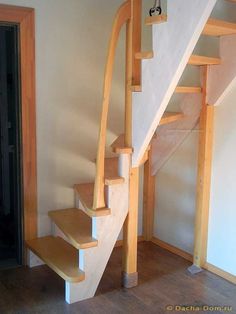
[93,0,141,209]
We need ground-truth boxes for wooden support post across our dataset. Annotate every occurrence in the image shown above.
[122,0,141,288]
[122,167,139,288]
[193,66,214,268]
[143,148,155,241]
[132,0,142,86]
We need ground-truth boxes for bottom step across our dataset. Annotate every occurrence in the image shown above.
[26,236,85,283]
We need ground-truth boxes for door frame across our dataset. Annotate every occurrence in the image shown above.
[0,5,37,254]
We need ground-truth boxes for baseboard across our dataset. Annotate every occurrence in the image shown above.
[203,262,236,285]
[151,237,236,284]
[151,237,193,262]
[115,236,145,248]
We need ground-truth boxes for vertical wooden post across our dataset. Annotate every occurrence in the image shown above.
[193,66,214,268]
[132,0,142,86]
[122,0,142,288]
[125,9,133,147]
[122,167,139,287]
[143,147,155,241]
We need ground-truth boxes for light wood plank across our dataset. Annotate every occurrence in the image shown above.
[145,14,167,26]
[95,157,125,186]
[111,134,133,154]
[203,262,236,284]
[104,157,125,185]
[143,148,155,241]
[131,85,142,92]
[74,183,110,217]
[189,55,221,66]
[159,112,185,126]
[194,66,214,268]
[105,176,125,186]
[132,0,142,86]
[203,18,236,37]
[151,237,193,262]
[122,167,139,286]
[48,208,97,249]
[125,6,133,147]
[175,86,202,94]
[135,51,154,60]
[26,236,85,283]
[93,1,131,210]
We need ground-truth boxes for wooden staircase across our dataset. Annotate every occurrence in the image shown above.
[26,0,236,305]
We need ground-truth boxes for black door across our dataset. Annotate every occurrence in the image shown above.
[0,24,23,268]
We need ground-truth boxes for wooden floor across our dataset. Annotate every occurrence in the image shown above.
[0,242,235,314]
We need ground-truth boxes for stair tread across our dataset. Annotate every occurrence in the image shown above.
[203,18,236,36]
[74,183,110,217]
[26,236,85,283]
[105,176,125,185]
[135,51,154,59]
[94,157,125,186]
[159,112,185,126]
[104,157,119,178]
[49,208,97,249]
[175,86,202,94]
[131,85,142,92]
[145,14,167,26]
[111,135,133,154]
[188,54,221,66]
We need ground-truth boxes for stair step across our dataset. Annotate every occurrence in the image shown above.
[159,112,185,126]
[74,183,111,217]
[48,208,98,249]
[94,157,125,186]
[26,236,85,283]
[131,85,142,92]
[104,157,125,185]
[175,86,202,94]
[203,18,236,36]
[135,51,154,60]
[188,54,221,66]
[145,14,167,26]
[111,134,133,154]
[105,176,125,185]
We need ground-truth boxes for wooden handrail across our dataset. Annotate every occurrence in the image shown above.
[93,1,131,209]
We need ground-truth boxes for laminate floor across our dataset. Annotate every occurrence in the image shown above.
[0,242,235,314]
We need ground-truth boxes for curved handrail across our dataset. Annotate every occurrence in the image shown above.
[93,1,131,209]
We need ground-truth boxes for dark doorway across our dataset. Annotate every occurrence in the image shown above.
[0,24,22,268]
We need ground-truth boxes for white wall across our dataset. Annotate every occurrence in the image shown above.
[207,83,236,276]
[0,0,153,237]
[153,0,236,276]
[0,0,150,236]
[154,131,199,254]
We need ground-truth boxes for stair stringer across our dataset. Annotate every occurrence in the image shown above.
[151,94,202,175]
[208,34,236,106]
[132,0,217,167]
[65,154,130,304]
